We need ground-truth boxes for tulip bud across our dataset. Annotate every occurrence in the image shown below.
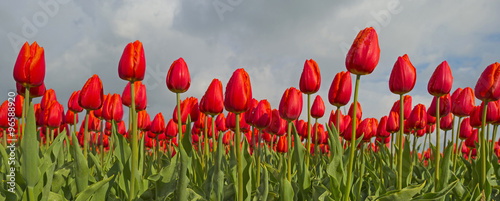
[150,113,166,135]
[475,62,500,102]
[103,93,124,122]
[465,129,478,148]
[138,110,151,131]
[17,82,46,98]
[482,101,500,124]
[173,97,199,124]
[329,109,345,135]
[469,106,482,128]
[345,27,380,75]
[249,100,272,130]
[14,95,24,118]
[166,57,191,93]
[408,104,427,130]
[276,135,288,153]
[224,68,252,114]
[389,54,416,95]
[118,40,146,82]
[13,42,45,88]
[43,100,63,129]
[121,81,147,110]
[68,90,83,113]
[279,87,303,121]
[79,74,104,111]
[440,113,453,131]
[216,113,227,132]
[428,94,451,117]
[348,102,362,120]
[311,95,325,119]
[299,59,321,94]
[266,109,287,136]
[165,119,178,138]
[386,111,399,133]
[452,87,475,117]
[390,95,412,120]
[377,116,390,138]
[200,79,224,116]
[65,110,78,125]
[0,101,10,129]
[244,98,259,126]
[328,71,351,107]
[357,118,378,142]
[428,61,453,97]
[41,89,57,110]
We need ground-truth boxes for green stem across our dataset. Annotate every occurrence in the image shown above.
[100,119,104,169]
[422,133,428,163]
[287,121,292,182]
[337,107,342,156]
[391,132,395,170]
[257,128,262,188]
[212,116,217,163]
[204,116,209,167]
[410,132,417,184]
[453,117,462,172]
[306,94,312,169]
[435,96,441,192]
[487,124,490,162]
[491,125,498,162]
[397,94,404,190]
[480,101,488,190]
[356,143,365,201]
[22,87,30,141]
[235,113,243,201]
[84,110,89,159]
[343,74,361,201]
[129,81,138,201]
[28,186,35,201]
[314,118,319,164]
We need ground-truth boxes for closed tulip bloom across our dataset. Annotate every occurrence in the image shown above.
[200,79,224,116]
[428,61,453,97]
[224,68,252,114]
[116,121,126,136]
[173,97,199,124]
[93,94,108,119]
[41,89,57,110]
[150,113,166,134]
[345,27,380,75]
[138,110,151,131]
[17,82,46,98]
[416,129,426,137]
[357,118,378,142]
[348,102,362,120]
[343,118,360,141]
[481,101,500,123]
[408,104,427,130]
[312,123,328,144]
[103,93,124,122]
[222,131,232,145]
[216,113,227,132]
[299,59,321,94]
[386,111,400,133]
[226,112,250,132]
[266,109,287,136]
[390,95,412,120]
[136,83,147,111]
[65,110,78,125]
[118,40,146,82]
[459,118,473,140]
[469,106,482,128]
[426,124,435,134]
[426,109,437,125]
[311,95,325,119]
[428,94,451,117]
[68,90,83,113]
[276,136,288,153]
[451,88,463,106]
[79,74,104,111]
[166,57,191,93]
[122,81,147,111]
[294,119,308,138]
[164,119,178,138]
[452,87,475,117]
[43,101,63,129]
[0,101,10,128]
[389,54,417,94]
[244,98,259,126]
[475,62,500,102]
[329,110,345,134]
[14,95,24,118]
[440,113,453,131]
[279,87,303,121]
[34,104,43,127]
[250,100,272,130]
[13,42,45,87]
[328,71,352,107]
[465,129,478,148]
[377,116,390,138]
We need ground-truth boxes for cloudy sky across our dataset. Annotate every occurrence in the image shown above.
[1,0,500,143]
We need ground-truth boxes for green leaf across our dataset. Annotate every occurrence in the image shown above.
[176,116,192,201]
[412,180,458,200]
[21,103,39,188]
[291,123,312,192]
[74,175,114,201]
[368,181,425,201]
[71,130,89,193]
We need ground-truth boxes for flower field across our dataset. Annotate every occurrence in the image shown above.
[2,27,500,201]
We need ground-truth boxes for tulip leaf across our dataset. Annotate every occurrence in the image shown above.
[21,103,39,188]
[176,116,192,201]
[411,180,458,200]
[74,175,114,201]
[292,123,312,192]
[367,181,425,201]
[71,128,89,193]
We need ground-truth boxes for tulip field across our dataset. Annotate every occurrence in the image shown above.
[3,27,500,201]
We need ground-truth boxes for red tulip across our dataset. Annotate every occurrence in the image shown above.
[348,102,362,120]
[312,123,328,144]
[68,90,83,113]
[299,59,321,94]
[390,95,412,120]
[459,118,473,140]
[389,54,417,94]
[244,98,259,126]
[102,93,124,122]
[224,68,252,114]
[295,119,307,138]
[65,110,78,125]
[138,110,151,132]
[343,118,360,141]
[150,113,166,134]
[407,104,427,130]
[118,40,146,82]
[474,62,500,102]
[357,118,378,142]
[249,100,272,130]
[226,112,250,132]
[122,81,147,110]
[440,113,453,131]
[416,129,426,137]
[200,79,224,116]
[328,71,352,107]
[329,109,346,135]
[79,74,104,111]
[428,61,453,97]
[452,87,475,117]
[0,101,10,129]
[93,93,108,119]
[41,89,57,110]
[276,136,288,153]
[14,95,23,118]
[116,121,126,136]
[43,101,63,129]
[386,111,399,133]
[173,97,199,124]
[266,109,287,136]
[222,131,232,145]
[311,95,325,119]
[34,104,43,127]
[345,27,380,75]
[17,82,46,98]
[13,42,45,87]
[165,119,178,138]
[469,106,482,128]
[426,109,436,125]
[465,129,478,148]
[216,113,227,132]
[279,87,303,121]
[377,116,390,138]
[428,93,451,117]
[166,57,191,93]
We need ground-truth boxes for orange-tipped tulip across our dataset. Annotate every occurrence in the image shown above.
[118,40,146,82]
[389,54,416,95]
[79,74,104,111]
[357,118,378,142]
[65,110,78,125]
[14,95,24,118]
[279,87,303,121]
[328,71,352,107]
[386,111,399,133]
[41,89,57,110]
[43,101,63,129]
[475,62,500,102]
[224,68,252,114]
[407,104,427,130]
[166,57,191,93]
[276,136,288,153]
[13,41,45,87]
[68,90,84,113]
[173,97,199,124]
[0,101,10,129]
[122,81,147,110]
[311,95,325,119]
[200,79,224,116]
[428,61,453,97]
[345,27,380,75]
[299,59,321,94]
[102,93,123,122]
[150,113,166,135]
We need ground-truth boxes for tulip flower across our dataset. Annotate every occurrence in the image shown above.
[224,68,252,114]
[14,95,23,118]
[389,54,417,95]
[311,95,325,119]
[13,42,45,88]
[68,90,84,113]
[122,81,147,110]
[249,100,272,130]
[102,93,124,123]
[348,102,362,120]
[357,118,378,142]
[345,27,380,75]
[452,87,475,117]
[470,106,482,128]
[0,101,10,130]
[440,113,453,131]
[216,113,227,132]
[460,118,473,140]
[138,110,151,132]
[226,112,250,132]
[299,59,321,94]
[407,104,427,131]
[65,110,78,125]
[386,111,400,133]
[475,62,500,102]
[164,119,178,138]
[173,97,199,125]
[93,94,108,120]
[428,61,453,97]
[390,95,412,120]
[482,101,500,123]
[329,109,346,136]
[43,100,63,129]
[328,71,352,107]
[79,74,104,111]
[465,129,478,148]
[118,40,146,82]
[41,89,57,110]
[244,98,259,126]
[266,109,286,136]
[377,116,390,138]
[428,94,451,117]
[150,113,166,135]
[200,79,224,116]
[279,87,303,122]
[166,57,191,94]
[276,135,288,153]
[34,104,43,127]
